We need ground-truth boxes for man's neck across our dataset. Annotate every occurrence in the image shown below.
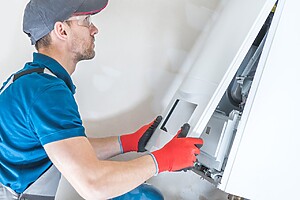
[38,48,76,75]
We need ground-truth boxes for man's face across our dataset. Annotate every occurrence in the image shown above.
[65,15,98,61]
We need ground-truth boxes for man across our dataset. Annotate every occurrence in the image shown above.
[0,0,203,199]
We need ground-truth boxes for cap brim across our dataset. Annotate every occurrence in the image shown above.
[74,0,108,15]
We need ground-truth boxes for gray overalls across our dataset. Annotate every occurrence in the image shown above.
[0,68,62,200]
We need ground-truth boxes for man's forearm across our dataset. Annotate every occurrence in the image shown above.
[88,136,121,160]
[45,137,156,200]
[88,155,157,199]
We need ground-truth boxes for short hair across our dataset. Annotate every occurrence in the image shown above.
[35,33,52,51]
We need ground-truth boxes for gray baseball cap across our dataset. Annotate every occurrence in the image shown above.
[23,0,108,45]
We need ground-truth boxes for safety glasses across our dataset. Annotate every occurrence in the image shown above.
[65,15,92,27]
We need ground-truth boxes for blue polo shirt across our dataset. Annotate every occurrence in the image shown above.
[0,53,86,193]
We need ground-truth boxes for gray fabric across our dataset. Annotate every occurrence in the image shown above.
[20,165,61,198]
[1,165,61,200]
[0,184,19,200]
[23,0,108,45]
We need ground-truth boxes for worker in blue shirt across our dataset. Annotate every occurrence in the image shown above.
[0,0,203,199]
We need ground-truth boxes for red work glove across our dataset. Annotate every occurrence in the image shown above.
[119,116,162,153]
[150,123,203,174]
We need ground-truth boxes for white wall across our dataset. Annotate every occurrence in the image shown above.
[0,1,35,81]
[74,0,221,122]
[1,0,229,199]
[0,0,221,130]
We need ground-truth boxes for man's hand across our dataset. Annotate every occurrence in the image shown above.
[151,123,203,174]
[119,116,162,153]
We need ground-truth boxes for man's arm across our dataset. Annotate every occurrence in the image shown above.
[87,116,163,160]
[88,136,121,160]
[44,136,156,200]
[44,124,203,200]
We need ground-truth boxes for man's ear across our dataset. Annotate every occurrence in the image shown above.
[52,21,69,42]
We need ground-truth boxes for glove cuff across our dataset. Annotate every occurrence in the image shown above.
[120,134,137,153]
[118,136,124,154]
[148,153,159,176]
[151,150,169,174]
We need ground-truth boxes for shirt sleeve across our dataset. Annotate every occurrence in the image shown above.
[29,83,86,145]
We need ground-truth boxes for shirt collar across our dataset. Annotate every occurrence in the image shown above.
[30,52,76,94]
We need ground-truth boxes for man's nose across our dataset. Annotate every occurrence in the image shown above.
[90,23,98,35]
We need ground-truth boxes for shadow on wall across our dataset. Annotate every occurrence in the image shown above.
[83,95,157,138]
